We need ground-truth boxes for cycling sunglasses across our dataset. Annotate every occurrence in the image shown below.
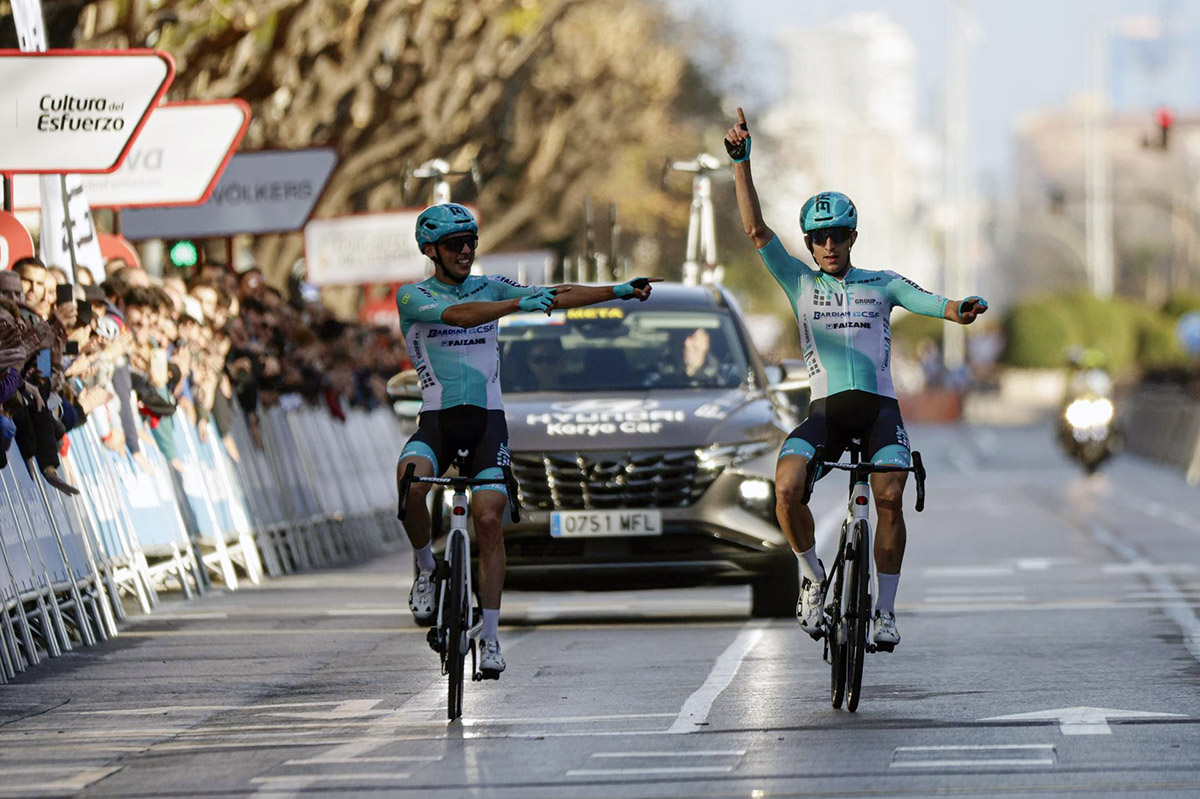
[438,234,478,253]
[807,227,853,246]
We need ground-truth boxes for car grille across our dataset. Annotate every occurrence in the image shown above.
[510,450,719,510]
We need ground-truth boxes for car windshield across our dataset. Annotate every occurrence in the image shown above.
[499,308,750,393]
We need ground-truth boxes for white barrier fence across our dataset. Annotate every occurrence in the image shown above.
[0,404,403,683]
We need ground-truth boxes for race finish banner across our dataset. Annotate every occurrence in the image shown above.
[10,100,251,209]
[120,148,338,240]
[304,210,427,286]
[0,50,175,173]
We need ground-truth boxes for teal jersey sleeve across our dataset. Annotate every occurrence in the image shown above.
[396,284,452,324]
[757,235,811,306]
[883,271,949,319]
[486,275,541,301]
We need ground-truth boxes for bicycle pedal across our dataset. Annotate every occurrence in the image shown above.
[478,668,501,681]
[425,628,442,654]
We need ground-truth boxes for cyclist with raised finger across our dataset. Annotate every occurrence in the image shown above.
[724,109,988,650]
[397,203,659,675]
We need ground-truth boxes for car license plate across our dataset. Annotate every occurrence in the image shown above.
[550,510,662,538]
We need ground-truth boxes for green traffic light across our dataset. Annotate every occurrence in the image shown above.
[169,240,198,268]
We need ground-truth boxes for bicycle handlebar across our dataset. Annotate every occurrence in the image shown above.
[799,446,927,512]
[398,462,522,524]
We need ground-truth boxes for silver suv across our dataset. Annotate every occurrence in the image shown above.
[484,282,807,617]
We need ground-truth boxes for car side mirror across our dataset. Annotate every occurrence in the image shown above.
[766,359,811,416]
[387,370,423,420]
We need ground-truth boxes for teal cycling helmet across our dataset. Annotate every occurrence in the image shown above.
[800,191,857,233]
[415,203,478,249]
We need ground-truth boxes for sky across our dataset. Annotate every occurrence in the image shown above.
[666,0,1200,190]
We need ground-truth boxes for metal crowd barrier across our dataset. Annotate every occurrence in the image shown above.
[1122,383,1200,484]
[0,401,404,683]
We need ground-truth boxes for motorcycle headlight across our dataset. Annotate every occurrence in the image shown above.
[1065,398,1114,428]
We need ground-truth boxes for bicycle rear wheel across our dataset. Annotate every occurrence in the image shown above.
[845,520,870,712]
[445,534,467,721]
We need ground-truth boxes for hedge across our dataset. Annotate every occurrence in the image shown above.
[1001,293,1188,371]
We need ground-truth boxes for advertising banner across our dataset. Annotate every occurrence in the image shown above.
[304,210,426,286]
[120,148,337,240]
[11,100,251,209]
[0,50,175,173]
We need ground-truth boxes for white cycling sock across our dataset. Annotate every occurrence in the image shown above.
[415,544,436,575]
[481,608,500,640]
[876,571,900,615]
[796,547,825,584]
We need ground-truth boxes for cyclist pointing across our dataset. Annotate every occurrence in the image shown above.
[724,108,987,650]
[397,203,658,675]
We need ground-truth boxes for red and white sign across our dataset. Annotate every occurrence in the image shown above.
[304,210,430,286]
[0,212,35,269]
[11,99,250,209]
[97,233,141,271]
[0,49,175,173]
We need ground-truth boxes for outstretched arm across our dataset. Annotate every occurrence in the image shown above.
[551,278,660,309]
[943,296,989,325]
[726,107,775,250]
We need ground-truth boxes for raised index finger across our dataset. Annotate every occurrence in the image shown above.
[736,107,746,126]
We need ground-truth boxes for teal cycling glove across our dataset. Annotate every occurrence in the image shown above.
[958,296,988,316]
[519,288,558,313]
[614,277,651,299]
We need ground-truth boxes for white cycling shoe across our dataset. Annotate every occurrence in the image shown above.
[872,611,900,651]
[479,637,506,676]
[408,570,437,624]
[797,574,827,640]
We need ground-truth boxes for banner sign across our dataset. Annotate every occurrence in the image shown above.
[304,210,426,286]
[0,50,175,173]
[12,100,251,209]
[120,148,337,240]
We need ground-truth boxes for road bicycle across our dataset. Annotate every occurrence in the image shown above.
[800,441,925,712]
[399,455,521,721]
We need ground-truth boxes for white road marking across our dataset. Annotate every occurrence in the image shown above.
[252,774,410,783]
[261,700,384,720]
[590,750,746,758]
[1017,558,1052,570]
[668,623,763,734]
[1092,523,1200,663]
[890,758,1054,768]
[983,706,1186,735]
[895,744,1055,752]
[923,595,1027,604]
[462,713,675,725]
[926,585,1025,594]
[284,756,441,765]
[924,565,1015,577]
[1103,563,1196,575]
[0,767,120,795]
[567,766,734,776]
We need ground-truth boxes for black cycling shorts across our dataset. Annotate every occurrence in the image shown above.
[399,405,511,489]
[778,390,911,468]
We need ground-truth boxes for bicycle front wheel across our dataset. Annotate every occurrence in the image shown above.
[446,534,468,721]
[829,534,847,709]
[845,520,870,712]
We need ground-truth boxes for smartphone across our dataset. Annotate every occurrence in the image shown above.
[64,341,79,356]
[36,348,51,378]
[75,300,93,326]
[56,284,74,305]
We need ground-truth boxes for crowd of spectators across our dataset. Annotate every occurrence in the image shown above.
[0,255,410,496]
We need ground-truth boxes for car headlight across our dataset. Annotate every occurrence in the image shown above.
[737,477,775,520]
[696,440,775,471]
